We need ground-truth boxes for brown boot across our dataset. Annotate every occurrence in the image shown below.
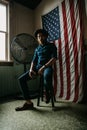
[15,102,34,111]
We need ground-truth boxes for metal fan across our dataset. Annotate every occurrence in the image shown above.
[11,33,38,72]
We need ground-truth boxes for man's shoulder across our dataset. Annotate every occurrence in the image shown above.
[35,45,40,51]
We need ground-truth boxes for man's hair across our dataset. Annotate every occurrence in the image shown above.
[34,29,48,38]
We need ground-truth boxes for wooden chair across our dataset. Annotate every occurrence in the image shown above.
[37,75,56,108]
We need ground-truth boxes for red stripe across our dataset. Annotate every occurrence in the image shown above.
[58,39,64,97]
[69,0,79,102]
[62,1,71,99]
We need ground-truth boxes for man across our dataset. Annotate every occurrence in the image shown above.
[15,29,57,111]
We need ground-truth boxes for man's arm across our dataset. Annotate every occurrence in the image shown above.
[29,62,34,72]
[43,57,56,68]
[29,62,36,78]
[38,57,57,75]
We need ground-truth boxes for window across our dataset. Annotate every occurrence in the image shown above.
[0,1,12,65]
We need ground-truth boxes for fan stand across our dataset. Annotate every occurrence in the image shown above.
[24,63,27,72]
[23,61,31,72]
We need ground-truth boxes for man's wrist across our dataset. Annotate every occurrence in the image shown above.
[29,69,32,72]
[43,64,47,69]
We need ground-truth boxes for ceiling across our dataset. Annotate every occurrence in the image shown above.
[13,0,42,10]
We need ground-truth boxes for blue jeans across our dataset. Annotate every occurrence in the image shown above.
[18,67,53,100]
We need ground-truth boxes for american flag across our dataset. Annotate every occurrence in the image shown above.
[42,0,84,102]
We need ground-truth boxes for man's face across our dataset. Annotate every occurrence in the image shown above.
[37,33,47,45]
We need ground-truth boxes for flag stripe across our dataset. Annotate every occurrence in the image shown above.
[70,0,79,102]
[65,0,75,101]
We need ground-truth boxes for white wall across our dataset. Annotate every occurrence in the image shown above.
[10,2,34,40]
[85,0,87,16]
[34,0,63,29]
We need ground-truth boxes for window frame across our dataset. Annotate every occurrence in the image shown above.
[0,1,13,66]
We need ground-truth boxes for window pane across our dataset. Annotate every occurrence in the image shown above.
[0,4,6,32]
[0,33,5,60]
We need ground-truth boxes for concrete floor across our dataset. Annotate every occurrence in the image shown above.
[0,98,87,130]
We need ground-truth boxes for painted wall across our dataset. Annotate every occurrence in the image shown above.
[85,0,87,17]
[0,64,23,97]
[10,2,35,40]
[83,0,87,40]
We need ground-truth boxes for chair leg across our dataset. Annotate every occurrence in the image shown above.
[54,95,56,102]
[37,76,55,109]
[50,85,55,108]
[37,84,41,106]
[37,76,43,106]
[51,96,54,107]
[37,96,40,106]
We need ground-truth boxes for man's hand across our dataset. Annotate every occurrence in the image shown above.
[29,70,36,78]
[38,66,45,75]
